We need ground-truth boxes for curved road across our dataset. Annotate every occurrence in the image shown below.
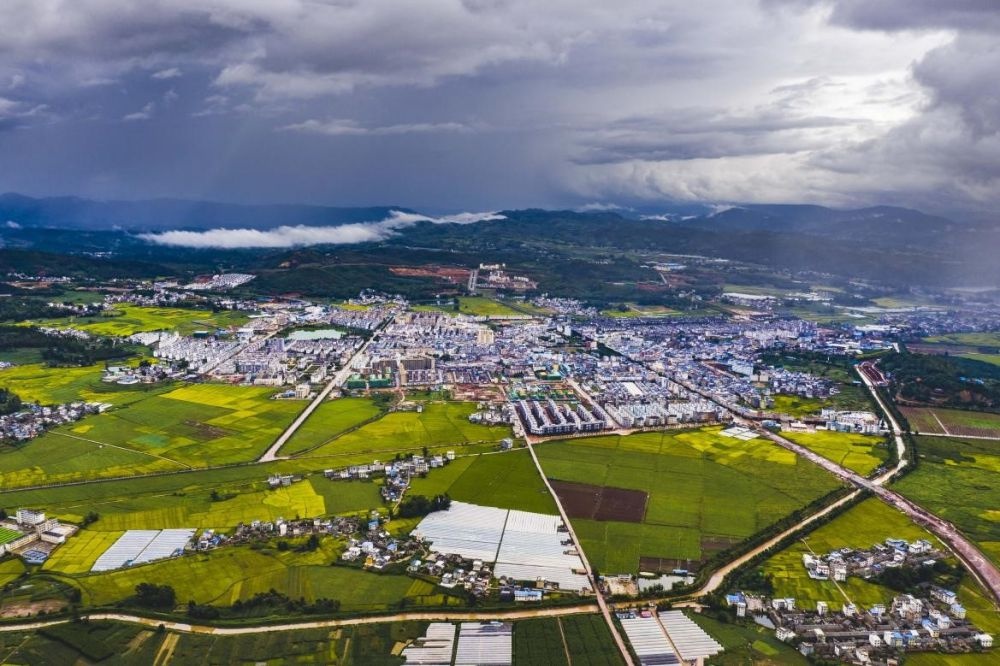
[0,604,601,635]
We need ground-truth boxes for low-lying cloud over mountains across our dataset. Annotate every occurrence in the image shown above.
[137,210,505,248]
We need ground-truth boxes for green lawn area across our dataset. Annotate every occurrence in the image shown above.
[764,499,935,610]
[408,449,557,514]
[296,401,511,462]
[535,427,842,573]
[600,304,680,319]
[0,383,307,487]
[58,540,464,611]
[781,430,888,475]
[413,296,523,317]
[279,397,383,455]
[23,305,250,337]
[894,436,1000,569]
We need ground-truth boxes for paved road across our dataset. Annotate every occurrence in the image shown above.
[258,333,378,463]
[0,605,602,635]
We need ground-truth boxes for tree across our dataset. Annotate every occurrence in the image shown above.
[133,583,176,609]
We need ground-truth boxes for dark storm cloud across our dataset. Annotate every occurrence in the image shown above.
[0,0,995,216]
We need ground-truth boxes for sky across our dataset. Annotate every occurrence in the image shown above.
[0,0,997,218]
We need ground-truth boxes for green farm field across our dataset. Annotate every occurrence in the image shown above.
[687,612,806,665]
[515,615,626,666]
[0,383,306,487]
[535,427,842,573]
[295,401,511,462]
[0,363,171,406]
[157,621,428,665]
[769,394,825,417]
[924,332,1000,347]
[64,383,305,467]
[0,463,383,530]
[894,435,1000,568]
[901,407,1000,438]
[412,296,523,317]
[25,305,250,337]
[781,430,888,475]
[0,558,25,587]
[279,397,383,455]
[408,449,557,514]
[59,540,462,611]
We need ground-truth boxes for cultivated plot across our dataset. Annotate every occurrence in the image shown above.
[780,430,888,475]
[535,427,842,573]
[295,401,511,461]
[31,305,249,337]
[894,435,1000,570]
[902,407,1000,439]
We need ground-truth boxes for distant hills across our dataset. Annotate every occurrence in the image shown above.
[0,193,409,231]
[1,193,998,288]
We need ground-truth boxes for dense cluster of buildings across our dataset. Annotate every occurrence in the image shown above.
[726,588,992,663]
[0,509,77,565]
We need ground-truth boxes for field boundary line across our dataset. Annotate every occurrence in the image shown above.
[49,431,193,470]
[556,617,572,665]
[929,410,951,436]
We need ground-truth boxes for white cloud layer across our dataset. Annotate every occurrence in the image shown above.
[138,210,505,248]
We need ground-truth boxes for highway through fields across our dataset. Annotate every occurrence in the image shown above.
[258,331,379,463]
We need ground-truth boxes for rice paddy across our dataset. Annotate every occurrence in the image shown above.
[408,449,557,514]
[0,363,168,406]
[535,427,842,573]
[780,430,888,475]
[27,305,250,337]
[279,397,383,455]
[0,383,307,487]
[764,499,935,610]
[295,401,512,462]
[60,542,463,610]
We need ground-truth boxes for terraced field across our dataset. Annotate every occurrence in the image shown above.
[535,427,842,573]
